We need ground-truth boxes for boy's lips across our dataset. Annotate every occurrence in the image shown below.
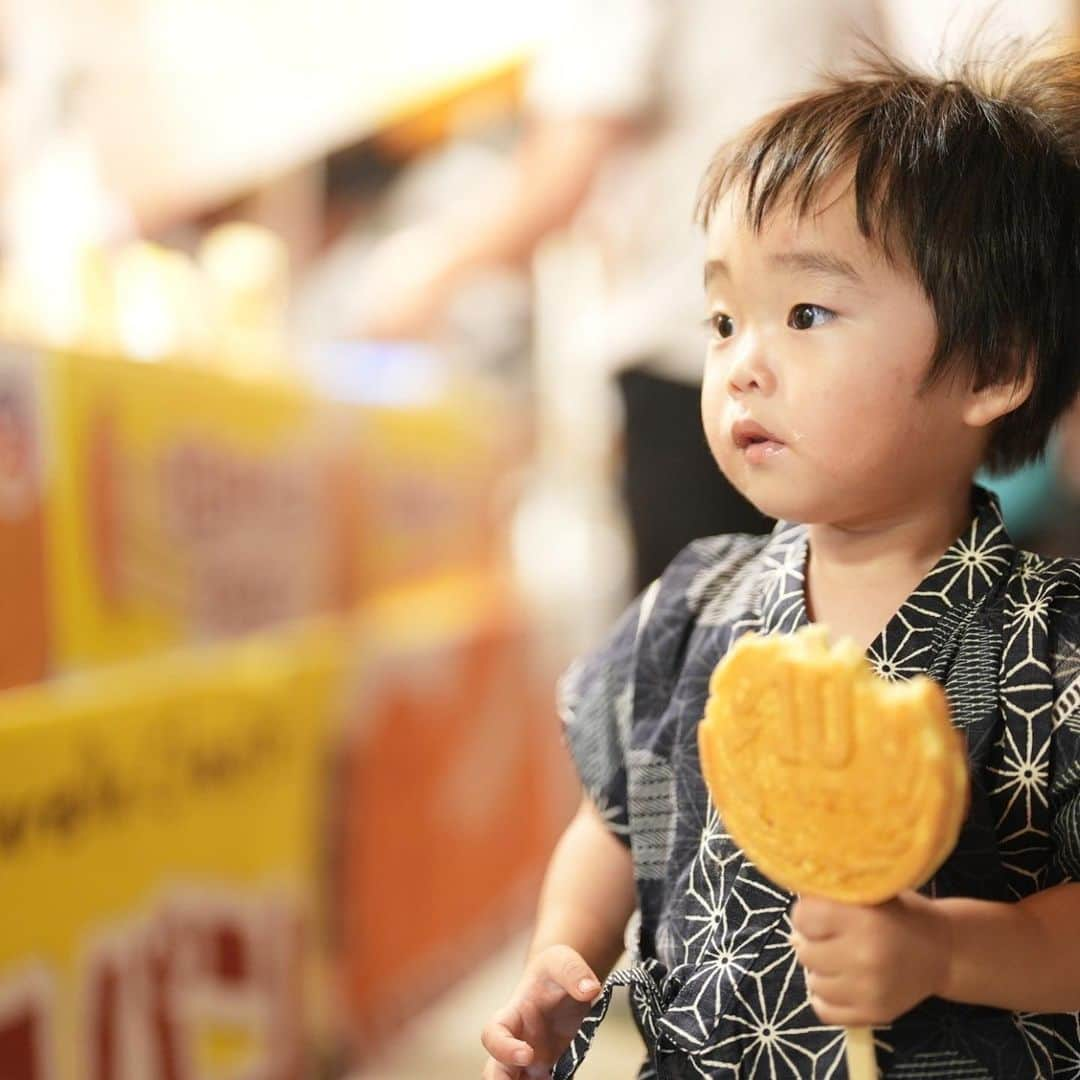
[731,418,785,449]
[731,418,787,465]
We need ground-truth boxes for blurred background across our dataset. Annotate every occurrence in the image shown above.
[1,1,1079,1078]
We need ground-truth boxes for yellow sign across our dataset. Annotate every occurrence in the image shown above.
[0,342,521,688]
[348,385,520,592]
[45,350,354,671]
[0,620,346,1080]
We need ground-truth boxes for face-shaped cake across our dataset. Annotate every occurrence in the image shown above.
[698,626,969,903]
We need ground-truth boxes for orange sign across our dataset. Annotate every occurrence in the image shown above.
[335,576,576,1056]
[0,344,49,690]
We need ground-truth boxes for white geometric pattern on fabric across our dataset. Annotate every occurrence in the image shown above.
[756,531,808,636]
[661,818,786,1042]
[659,812,869,1078]
[1018,1010,1080,1078]
[987,723,1050,831]
[995,567,1060,900]
[927,523,1013,600]
[693,965,852,1080]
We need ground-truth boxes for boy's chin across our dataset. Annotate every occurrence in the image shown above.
[727,477,827,527]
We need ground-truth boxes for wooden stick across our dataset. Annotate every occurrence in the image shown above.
[845,1026,877,1079]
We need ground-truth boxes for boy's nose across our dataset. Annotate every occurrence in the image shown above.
[726,333,775,397]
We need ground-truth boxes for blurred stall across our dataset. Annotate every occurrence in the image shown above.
[1,0,539,231]
[0,620,343,1080]
[0,4,582,1077]
[0,335,573,1076]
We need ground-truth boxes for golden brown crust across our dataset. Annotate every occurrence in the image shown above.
[697,627,969,903]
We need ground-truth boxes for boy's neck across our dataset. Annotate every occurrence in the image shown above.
[803,479,975,652]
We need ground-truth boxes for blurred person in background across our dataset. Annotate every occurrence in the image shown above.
[357,0,883,591]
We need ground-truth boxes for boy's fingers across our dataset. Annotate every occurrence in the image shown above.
[791,895,841,941]
[541,945,601,1001]
[808,993,872,1028]
[481,1007,533,1065]
[804,969,856,1006]
[791,934,843,977]
[481,1058,519,1080]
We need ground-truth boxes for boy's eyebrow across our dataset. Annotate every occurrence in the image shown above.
[704,252,865,287]
[769,251,864,284]
[704,258,729,287]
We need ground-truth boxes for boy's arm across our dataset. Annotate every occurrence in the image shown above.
[528,795,637,976]
[938,881,1080,1012]
[480,796,637,1076]
[358,115,628,341]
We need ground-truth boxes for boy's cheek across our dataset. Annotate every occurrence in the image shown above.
[700,404,734,472]
[699,376,727,439]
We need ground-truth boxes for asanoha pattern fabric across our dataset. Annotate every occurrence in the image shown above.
[554,488,1080,1079]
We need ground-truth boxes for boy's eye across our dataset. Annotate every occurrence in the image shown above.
[709,312,735,339]
[788,303,835,330]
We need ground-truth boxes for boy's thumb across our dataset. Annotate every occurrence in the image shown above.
[544,945,601,1001]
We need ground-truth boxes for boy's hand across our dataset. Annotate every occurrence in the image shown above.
[790,891,952,1027]
[481,944,602,1078]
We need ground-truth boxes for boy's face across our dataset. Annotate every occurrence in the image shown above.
[701,181,985,526]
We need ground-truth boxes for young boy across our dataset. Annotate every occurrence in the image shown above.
[482,47,1080,1080]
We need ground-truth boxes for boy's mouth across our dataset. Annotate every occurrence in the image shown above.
[732,418,785,456]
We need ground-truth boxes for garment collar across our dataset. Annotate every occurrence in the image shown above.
[755,486,1015,673]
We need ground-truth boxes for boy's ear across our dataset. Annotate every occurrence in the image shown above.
[962,365,1035,430]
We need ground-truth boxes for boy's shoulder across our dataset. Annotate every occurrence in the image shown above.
[656,527,786,623]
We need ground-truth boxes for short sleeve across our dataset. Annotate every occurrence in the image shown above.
[1051,719,1080,880]
[524,0,666,119]
[557,533,770,845]
[557,582,658,843]
[1051,613,1080,881]
[1052,787,1080,881]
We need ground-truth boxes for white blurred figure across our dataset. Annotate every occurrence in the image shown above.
[357,0,884,657]
[0,1,134,349]
[879,0,1072,67]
